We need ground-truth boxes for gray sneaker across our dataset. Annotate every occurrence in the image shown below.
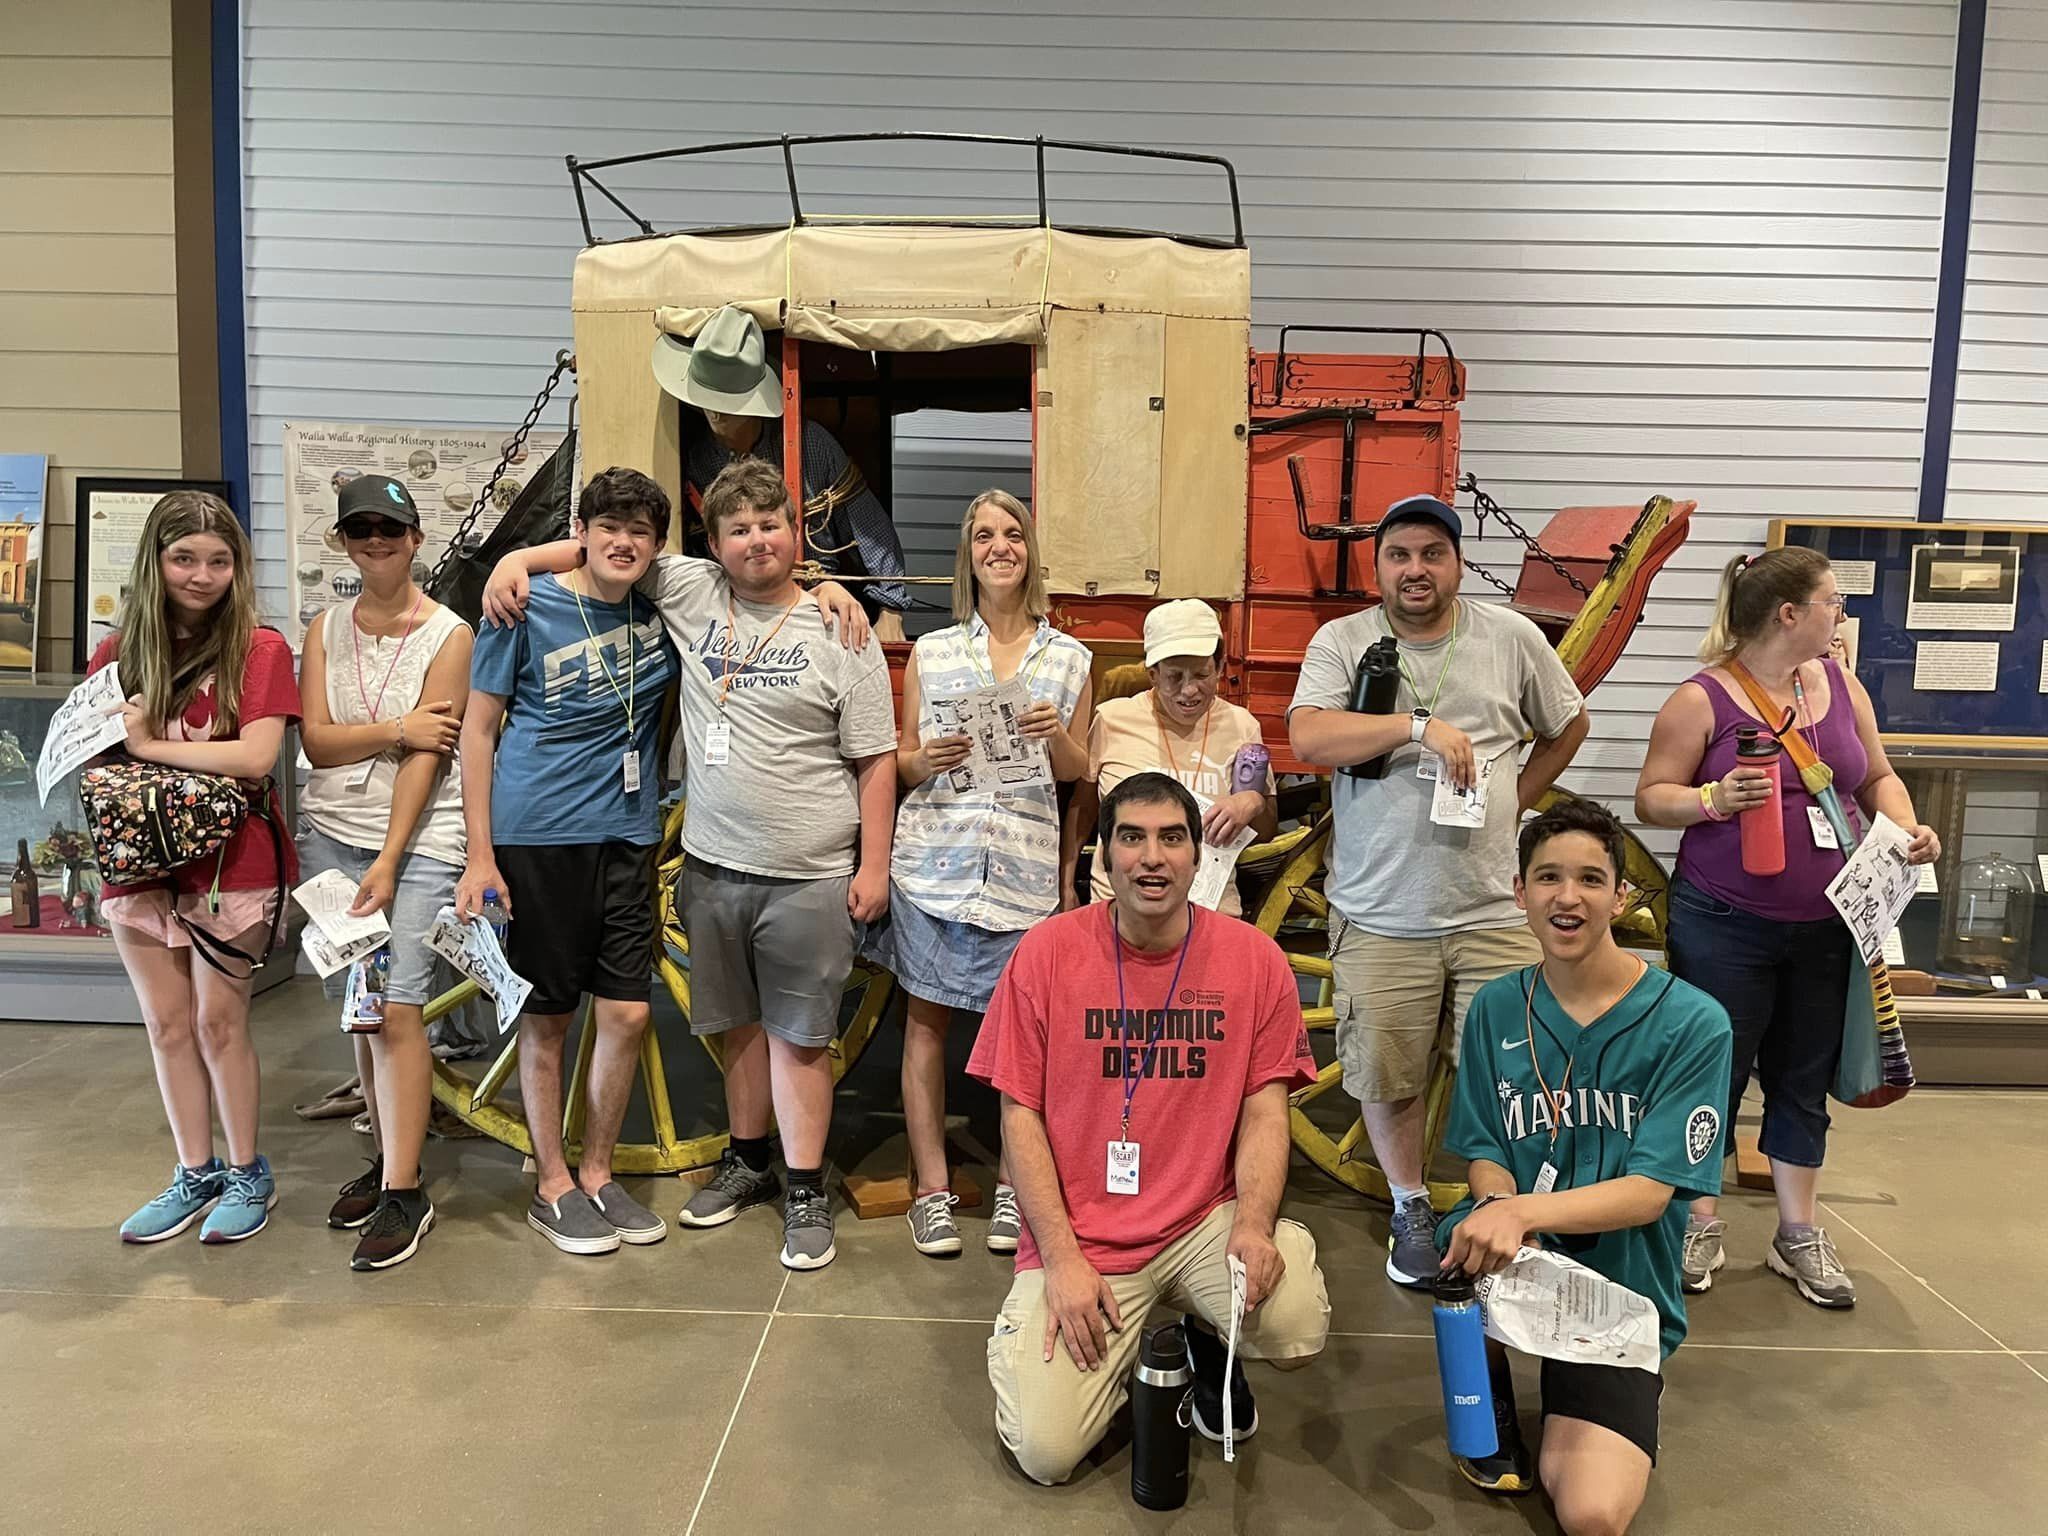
[907,1190,963,1257]
[589,1180,668,1246]
[1768,1226,1856,1309]
[1682,1218,1728,1294]
[527,1189,622,1255]
[1386,1194,1440,1288]
[678,1150,781,1229]
[985,1182,1022,1255]
[781,1187,837,1271]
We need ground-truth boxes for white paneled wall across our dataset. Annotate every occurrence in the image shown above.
[240,0,1967,850]
[1951,1,2048,523]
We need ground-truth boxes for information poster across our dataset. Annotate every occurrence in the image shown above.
[0,454,49,672]
[1906,544,2019,632]
[283,422,564,645]
[80,486,164,657]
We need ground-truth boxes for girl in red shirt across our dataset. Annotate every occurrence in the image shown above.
[91,491,301,1246]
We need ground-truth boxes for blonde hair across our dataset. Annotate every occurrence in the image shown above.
[114,490,260,733]
[1698,547,1832,665]
[952,489,1049,625]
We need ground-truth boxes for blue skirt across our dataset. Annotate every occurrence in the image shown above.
[860,882,1030,1013]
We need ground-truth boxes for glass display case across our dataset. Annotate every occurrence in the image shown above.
[1888,748,2048,1085]
[0,675,300,1024]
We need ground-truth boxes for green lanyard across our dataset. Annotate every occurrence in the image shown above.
[1381,604,1460,714]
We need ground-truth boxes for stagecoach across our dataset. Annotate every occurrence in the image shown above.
[423,134,1696,1211]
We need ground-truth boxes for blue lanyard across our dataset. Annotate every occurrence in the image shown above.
[1110,902,1195,1141]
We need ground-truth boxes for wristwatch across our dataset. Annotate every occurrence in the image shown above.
[1410,708,1431,743]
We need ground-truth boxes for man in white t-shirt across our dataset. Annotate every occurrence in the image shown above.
[1287,495,1590,1288]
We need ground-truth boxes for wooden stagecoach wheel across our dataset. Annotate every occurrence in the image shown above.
[427,800,893,1174]
[1259,789,1668,1212]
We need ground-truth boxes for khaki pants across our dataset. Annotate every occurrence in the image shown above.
[1329,918,1541,1102]
[986,1202,1329,1486]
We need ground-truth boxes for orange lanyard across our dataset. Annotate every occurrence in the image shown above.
[717,592,803,712]
[1155,699,1213,782]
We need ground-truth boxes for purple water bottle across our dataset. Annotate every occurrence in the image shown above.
[1230,742,1270,795]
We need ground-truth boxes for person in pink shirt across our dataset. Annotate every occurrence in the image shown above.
[970,771,1330,1486]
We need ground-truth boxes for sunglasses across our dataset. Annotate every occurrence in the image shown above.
[341,517,412,541]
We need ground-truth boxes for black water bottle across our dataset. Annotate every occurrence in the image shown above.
[1130,1323,1194,1510]
[1341,635,1403,780]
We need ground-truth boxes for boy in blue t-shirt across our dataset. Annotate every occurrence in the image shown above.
[1435,799,1733,1534]
[457,467,679,1258]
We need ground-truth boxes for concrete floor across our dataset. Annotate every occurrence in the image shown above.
[4,982,2044,1535]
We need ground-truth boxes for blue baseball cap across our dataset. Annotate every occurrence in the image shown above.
[1375,494,1461,553]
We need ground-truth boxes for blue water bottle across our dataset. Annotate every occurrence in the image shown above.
[1432,1268,1498,1459]
[480,887,510,945]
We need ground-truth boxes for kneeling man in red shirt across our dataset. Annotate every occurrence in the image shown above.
[970,771,1330,1486]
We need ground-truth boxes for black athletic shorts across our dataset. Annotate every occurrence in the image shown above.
[495,841,657,1016]
[1541,1358,1663,1465]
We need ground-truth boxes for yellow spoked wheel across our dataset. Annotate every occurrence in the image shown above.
[1258,787,1669,1212]
[426,800,894,1173]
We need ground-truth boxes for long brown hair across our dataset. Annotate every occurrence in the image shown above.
[951,489,1049,626]
[114,490,260,732]
[1698,547,1831,665]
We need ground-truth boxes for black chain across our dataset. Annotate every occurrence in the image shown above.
[1458,472,1588,597]
[1462,558,1517,598]
[426,349,575,595]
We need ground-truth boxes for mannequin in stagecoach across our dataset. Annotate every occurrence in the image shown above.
[653,305,912,642]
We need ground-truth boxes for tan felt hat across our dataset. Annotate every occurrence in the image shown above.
[650,304,784,418]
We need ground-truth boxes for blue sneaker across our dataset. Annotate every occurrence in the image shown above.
[120,1158,226,1243]
[199,1156,278,1244]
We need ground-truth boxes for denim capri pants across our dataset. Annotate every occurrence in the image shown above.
[298,825,459,1009]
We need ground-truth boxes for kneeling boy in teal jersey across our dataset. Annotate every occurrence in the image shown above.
[1437,799,1732,1536]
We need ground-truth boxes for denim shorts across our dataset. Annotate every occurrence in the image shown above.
[858,883,1028,1014]
[298,825,459,1008]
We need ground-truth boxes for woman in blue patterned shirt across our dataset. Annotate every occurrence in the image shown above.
[871,490,1092,1259]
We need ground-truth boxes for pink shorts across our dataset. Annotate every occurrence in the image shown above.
[102,888,278,949]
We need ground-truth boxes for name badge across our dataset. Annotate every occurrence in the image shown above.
[345,758,376,790]
[1106,1140,1141,1196]
[1416,751,1441,781]
[704,718,732,766]
[1533,1161,1559,1195]
[622,749,641,795]
[1807,806,1838,849]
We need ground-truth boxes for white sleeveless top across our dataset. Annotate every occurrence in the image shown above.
[303,596,468,869]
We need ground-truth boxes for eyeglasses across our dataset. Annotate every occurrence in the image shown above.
[341,517,411,541]
[1796,596,1847,612]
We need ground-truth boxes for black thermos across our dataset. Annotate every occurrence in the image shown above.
[1341,635,1403,780]
[1130,1323,1194,1510]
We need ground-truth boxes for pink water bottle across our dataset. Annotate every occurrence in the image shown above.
[1735,724,1785,878]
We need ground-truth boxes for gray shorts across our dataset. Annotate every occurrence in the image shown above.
[299,825,459,1008]
[681,856,852,1048]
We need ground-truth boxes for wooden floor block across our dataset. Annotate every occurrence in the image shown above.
[1734,1133,1774,1192]
[842,1169,984,1220]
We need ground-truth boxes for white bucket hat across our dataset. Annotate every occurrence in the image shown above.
[1143,599,1223,667]
[650,305,784,418]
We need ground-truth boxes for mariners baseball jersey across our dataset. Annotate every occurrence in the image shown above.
[1436,963,1734,1358]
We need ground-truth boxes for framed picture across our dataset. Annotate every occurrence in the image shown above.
[71,477,232,672]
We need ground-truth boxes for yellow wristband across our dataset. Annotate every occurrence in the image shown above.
[1700,781,1729,822]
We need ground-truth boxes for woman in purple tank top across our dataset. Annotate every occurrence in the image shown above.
[1635,548,1940,1311]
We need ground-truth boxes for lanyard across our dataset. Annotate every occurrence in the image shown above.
[1522,970,1576,1152]
[569,578,637,738]
[1789,669,1826,770]
[1381,603,1461,714]
[1154,697,1214,782]
[351,590,423,724]
[1523,957,1647,1149]
[1110,903,1195,1142]
[718,592,804,712]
